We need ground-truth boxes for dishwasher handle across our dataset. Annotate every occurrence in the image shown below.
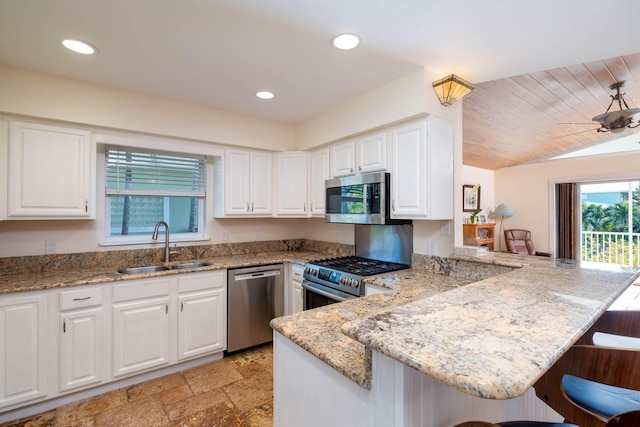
[233,270,281,281]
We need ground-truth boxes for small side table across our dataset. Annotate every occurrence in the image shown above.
[462,223,496,251]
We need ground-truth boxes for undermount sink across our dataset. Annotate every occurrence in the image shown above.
[170,261,213,270]
[118,265,170,274]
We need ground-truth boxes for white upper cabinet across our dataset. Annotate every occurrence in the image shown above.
[308,148,330,216]
[391,116,453,219]
[215,149,273,217]
[275,152,308,216]
[331,131,388,178]
[7,121,95,219]
[0,119,7,220]
[330,140,356,177]
[357,131,387,174]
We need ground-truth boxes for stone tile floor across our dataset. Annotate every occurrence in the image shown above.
[0,344,274,427]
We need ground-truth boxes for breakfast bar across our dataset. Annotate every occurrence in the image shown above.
[270,253,639,427]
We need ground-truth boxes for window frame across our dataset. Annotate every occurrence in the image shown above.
[100,143,212,246]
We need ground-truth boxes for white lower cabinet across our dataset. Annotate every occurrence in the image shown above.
[0,293,48,409]
[287,263,304,315]
[177,271,226,360]
[0,269,229,416]
[59,286,105,392]
[112,280,171,378]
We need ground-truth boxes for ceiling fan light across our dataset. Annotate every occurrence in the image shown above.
[591,81,640,132]
[432,74,474,106]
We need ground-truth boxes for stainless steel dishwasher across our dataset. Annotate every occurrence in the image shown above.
[227,264,284,353]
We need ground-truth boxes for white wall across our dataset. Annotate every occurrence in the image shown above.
[495,151,640,255]
[0,65,295,152]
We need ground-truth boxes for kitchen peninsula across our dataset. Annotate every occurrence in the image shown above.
[270,253,639,427]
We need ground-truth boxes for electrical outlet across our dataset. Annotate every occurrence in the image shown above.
[45,240,56,254]
[255,231,261,240]
[427,240,437,255]
[222,232,228,243]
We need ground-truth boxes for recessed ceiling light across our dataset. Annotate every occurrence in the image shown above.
[332,33,360,50]
[256,91,275,100]
[62,38,97,55]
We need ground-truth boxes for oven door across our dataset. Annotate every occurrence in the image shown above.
[302,280,357,310]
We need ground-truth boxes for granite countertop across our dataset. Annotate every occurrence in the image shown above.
[271,253,639,398]
[0,250,325,295]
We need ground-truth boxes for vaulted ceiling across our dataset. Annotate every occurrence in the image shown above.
[1,1,640,170]
[463,53,640,170]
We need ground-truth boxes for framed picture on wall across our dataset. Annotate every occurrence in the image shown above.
[462,184,481,212]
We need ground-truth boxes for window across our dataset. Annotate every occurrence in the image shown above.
[105,146,206,244]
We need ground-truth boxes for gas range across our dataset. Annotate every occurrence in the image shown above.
[303,256,410,297]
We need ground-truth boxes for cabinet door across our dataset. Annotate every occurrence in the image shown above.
[8,121,94,219]
[425,116,454,219]
[250,152,273,215]
[275,152,308,216]
[288,264,304,315]
[0,119,8,220]
[357,131,387,173]
[112,296,170,378]
[178,288,225,360]
[309,149,329,216]
[331,140,356,177]
[0,293,47,409]
[224,149,251,215]
[60,307,104,392]
[391,120,427,218]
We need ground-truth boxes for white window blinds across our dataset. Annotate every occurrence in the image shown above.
[105,146,206,197]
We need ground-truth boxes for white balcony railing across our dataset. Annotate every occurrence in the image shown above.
[581,231,640,267]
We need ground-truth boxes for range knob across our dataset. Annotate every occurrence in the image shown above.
[339,277,346,285]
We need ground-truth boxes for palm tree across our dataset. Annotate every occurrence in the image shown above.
[582,203,611,231]
[606,201,629,232]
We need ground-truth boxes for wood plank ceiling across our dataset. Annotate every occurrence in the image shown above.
[462,53,640,170]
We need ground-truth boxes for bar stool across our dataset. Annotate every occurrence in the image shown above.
[454,410,640,427]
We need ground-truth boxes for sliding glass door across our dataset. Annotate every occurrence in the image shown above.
[580,180,640,267]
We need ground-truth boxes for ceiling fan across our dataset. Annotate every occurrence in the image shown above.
[592,81,640,133]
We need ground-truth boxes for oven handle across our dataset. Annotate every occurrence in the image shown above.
[301,281,355,302]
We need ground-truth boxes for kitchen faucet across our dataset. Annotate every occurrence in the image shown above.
[152,221,172,263]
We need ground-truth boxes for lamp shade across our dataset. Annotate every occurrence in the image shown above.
[432,74,474,106]
[493,204,514,217]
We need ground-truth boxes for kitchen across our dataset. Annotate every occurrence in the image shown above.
[2,1,640,426]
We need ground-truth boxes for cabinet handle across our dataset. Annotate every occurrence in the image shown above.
[251,202,254,212]
[303,203,306,212]
[392,199,396,212]
[63,320,66,333]
[181,302,184,312]
[165,303,168,314]
[247,203,250,212]
[73,296,91,301]
[85,200,88,213]
[358,165,362,171]
[310,203,313,211]
[350,168,354,173]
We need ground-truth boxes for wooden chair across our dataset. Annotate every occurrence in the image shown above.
[533,311,640,427]
[503,229,551,256]
[454,410,640,427]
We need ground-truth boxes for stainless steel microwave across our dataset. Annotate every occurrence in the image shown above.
[325,172,409,224]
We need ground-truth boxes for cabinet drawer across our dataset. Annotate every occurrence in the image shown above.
[60,287,103,310]
[291,264,304,282]
[112,278,170,302]
[177,270,226,293]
